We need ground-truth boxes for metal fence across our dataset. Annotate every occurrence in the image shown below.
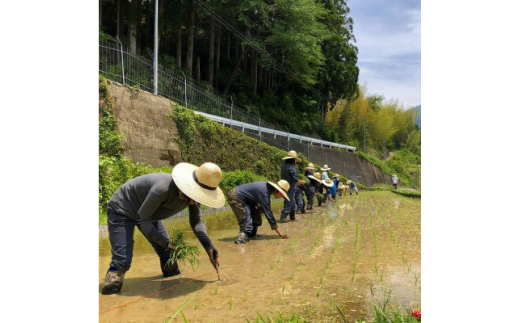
[99,38,365,179]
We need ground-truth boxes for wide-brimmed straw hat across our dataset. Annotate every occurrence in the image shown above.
[308,174,320,182]
[313,173,321,180]
[268,180,290,201]
[346,180,352,185]
[322,178,334,187]
[282,150,302,163]
[304,162,315,170]
[321,164,331,171]
[171,162,225,208]
[333,174,340,178]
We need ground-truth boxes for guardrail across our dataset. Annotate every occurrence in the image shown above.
[194,112,356,152]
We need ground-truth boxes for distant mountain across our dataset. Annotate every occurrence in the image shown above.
[413,105,421,129]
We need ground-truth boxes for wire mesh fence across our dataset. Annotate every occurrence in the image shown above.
[98,37,380,184]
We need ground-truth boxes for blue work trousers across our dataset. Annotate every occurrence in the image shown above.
[106,206,170,272]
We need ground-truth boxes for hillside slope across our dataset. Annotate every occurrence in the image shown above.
[106,81,394,186]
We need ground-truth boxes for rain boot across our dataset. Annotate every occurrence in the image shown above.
[101,268,126,295]
[280,212,289,223]
[234,232,249,244]
[161,258,181,277]
[290,211,296,221]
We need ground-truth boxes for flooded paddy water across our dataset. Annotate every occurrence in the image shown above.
[99,191,421,323]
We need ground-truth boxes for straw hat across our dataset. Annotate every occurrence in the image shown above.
[304,162,315,170]
[268,180,290,201]
[171,162,225,208]
[322,178,334,187]
[338,183,345,188]
[321,164,331,171]
[282,150,302,163]
[346,180,352,185]
[333,174,340,178]
[313,173,321,180]
[308,174,320,182]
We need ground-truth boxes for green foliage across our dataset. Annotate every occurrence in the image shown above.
[246,311,307,323]
[371,300,421,323]
[167,231,200,272]
[406,129,421,155]
[169,106,197,156]
[99,76,124,157]
[164,293,197,323]
[220,170,260,195]
[167,105,287,182]
[98,155,157,223]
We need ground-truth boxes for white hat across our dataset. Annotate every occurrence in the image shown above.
[267,180,290,201]
[321,164,331,171]
[171,162,225,208]
[322,178,334,187]
[282,150,302,163]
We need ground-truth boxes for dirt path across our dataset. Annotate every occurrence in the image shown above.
[99,191,421,322]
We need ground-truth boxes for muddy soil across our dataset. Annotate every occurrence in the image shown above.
[99,191,421,323]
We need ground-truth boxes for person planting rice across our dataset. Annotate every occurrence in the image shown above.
[101,162,225,295]
[227,180,291,244]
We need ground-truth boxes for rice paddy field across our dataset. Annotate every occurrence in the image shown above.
[99,191,421,322]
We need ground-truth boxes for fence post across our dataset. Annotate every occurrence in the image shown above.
[181,72,187,109]
[116,37,125,85]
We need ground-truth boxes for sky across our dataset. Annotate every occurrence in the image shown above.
[348,0,421,109]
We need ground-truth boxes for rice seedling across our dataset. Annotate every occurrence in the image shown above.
[164,293,197,323]
[166,231,200,271]
[210,286,218,295]
[228,298,234,309]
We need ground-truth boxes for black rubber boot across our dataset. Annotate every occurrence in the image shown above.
[101,269,126,295]
[235,232,249,244]
[249,226,258,238]
[280,212,289,223]
[161,258,181,277]
[290,211,296,221]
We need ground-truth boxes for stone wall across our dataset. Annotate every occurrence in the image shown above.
[107,81,392,186]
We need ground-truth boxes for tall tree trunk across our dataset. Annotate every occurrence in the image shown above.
[116,0,121,40]
[176,28,182,68]
[226,31,230,59]
[128,0,138,55]
[99,0,102,27]
[234,38,239,59]
[186,0,195,78]
[208,14,215,87]
[129,22,137,55]
[252,51,257,94]
[215,24,221,90]
[223,46,250,95]
[196,56,201,81]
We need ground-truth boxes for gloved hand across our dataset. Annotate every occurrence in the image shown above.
[206,247,219,270]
